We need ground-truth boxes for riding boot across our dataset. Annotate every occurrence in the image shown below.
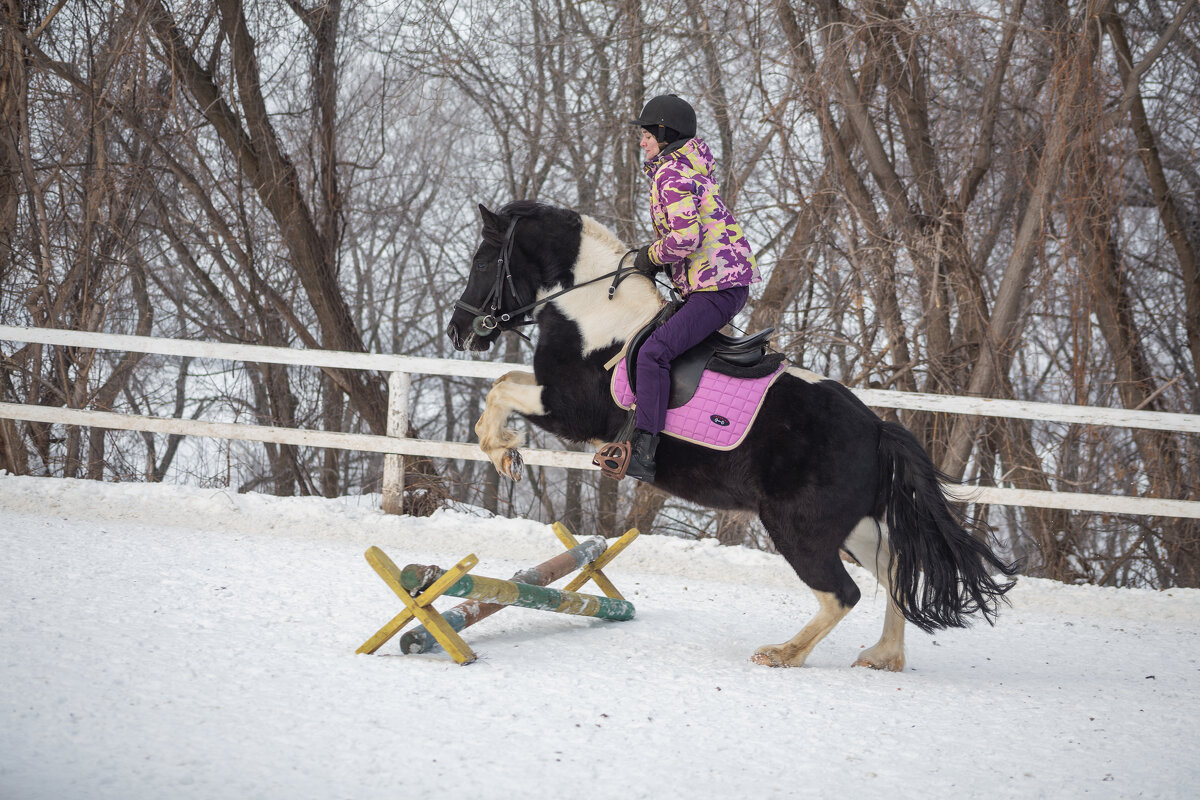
[625,430,659,482]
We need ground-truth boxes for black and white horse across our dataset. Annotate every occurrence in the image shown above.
[448,200,1016,671]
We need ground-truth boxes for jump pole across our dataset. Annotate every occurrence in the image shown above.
[399,564,635,621]
[399,535,608,654]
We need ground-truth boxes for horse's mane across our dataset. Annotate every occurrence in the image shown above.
[493,200,628,256]
[579,214,628,254]
[497,199,545,219]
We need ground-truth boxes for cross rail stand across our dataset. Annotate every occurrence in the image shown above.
[356,522,640,665]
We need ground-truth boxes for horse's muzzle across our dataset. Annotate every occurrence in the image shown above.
[446,321,493,352]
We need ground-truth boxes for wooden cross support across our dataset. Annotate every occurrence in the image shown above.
[552,522,639,599]
[356,547,481,665]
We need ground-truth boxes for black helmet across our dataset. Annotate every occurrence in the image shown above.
[630,94,697,140]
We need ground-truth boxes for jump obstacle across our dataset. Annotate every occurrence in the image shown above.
[356,522,640,664]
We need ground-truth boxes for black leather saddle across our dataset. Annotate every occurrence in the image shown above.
[624,305,785,408]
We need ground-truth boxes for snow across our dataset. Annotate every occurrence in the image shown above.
[2,473,1198,799]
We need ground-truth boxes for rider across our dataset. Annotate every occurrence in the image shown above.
[603,94,760,482]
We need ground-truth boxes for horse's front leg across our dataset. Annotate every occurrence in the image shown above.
[475,370,546,481]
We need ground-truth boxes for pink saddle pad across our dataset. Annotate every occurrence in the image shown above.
[610,357,786,450]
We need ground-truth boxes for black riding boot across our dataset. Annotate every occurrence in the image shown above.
[625,430,659,482]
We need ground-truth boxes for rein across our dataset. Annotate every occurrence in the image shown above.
[455,216,642,340]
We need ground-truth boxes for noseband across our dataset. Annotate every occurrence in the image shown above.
[456,215,643,340]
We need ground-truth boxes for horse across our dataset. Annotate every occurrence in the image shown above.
[447,200,1017,671]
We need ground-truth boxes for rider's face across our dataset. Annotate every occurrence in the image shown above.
[639,128,661,159]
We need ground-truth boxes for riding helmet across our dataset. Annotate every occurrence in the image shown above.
[630,94,697,144]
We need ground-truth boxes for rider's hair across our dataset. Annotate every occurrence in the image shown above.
[647,125,683,146]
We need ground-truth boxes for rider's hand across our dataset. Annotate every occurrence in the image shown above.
[634,245,659,276]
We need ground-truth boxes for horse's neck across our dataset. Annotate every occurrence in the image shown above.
[539,217,663,356]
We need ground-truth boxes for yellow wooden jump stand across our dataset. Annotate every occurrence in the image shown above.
[356,522,640,665]
[356,549,480,664]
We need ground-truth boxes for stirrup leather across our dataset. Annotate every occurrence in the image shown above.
[593,441,633,480]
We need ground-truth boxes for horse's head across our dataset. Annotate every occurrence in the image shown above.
[448,201,579,352]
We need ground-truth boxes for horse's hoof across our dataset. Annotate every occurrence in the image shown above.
[751,646,791,668]
[502,449,524,481]
[852,652,906,672]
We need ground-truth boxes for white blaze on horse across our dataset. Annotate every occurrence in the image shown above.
[448,200,1017,671]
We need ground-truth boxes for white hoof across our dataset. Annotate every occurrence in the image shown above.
[751,644,806,668]
[852,646,905,672]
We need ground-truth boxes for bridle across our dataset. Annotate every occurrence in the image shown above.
[455,215,643,341]
[455,217,527,337]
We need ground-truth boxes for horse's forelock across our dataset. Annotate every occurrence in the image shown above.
[480,225,505,247]
[481,200,542,246]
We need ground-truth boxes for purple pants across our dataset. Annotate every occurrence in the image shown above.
[635,285,749,434]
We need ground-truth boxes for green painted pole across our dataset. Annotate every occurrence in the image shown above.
[399,536,609,654]
[399,562,635,622]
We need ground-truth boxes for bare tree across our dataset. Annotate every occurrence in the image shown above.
[2,0,1196,584]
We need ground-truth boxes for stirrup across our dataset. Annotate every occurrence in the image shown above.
[593,441,633,480]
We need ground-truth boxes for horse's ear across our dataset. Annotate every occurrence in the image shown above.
[478,203,501,232]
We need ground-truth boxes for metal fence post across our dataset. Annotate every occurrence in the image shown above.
[382,371,411,515]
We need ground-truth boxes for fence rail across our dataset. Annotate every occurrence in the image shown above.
[1,325,1197,519]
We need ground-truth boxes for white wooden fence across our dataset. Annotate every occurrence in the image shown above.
[1,324,1198,520]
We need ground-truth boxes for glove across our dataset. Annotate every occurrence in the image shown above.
[633,245,659,276]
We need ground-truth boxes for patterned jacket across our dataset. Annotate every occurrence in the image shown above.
[644,137,759,295]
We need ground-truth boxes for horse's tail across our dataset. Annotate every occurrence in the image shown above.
[876,421,1019,633]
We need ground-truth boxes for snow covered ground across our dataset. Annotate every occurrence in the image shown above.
[2,473,1198,799]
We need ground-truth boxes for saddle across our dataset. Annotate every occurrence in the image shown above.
[624,305,785,408]
[605,306,789,454]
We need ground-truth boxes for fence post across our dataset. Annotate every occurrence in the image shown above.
[382,371,411,515]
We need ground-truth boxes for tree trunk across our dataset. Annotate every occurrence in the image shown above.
[1104,11,1200,396]
[597,475,619,537]
[715,510,750,547]
[624,482,668,534]
[0,0,23,284]
[1082,140,1200,586]
[88,256,153,480]
[684,0,736,206]
[941,0,1106,480]
[613,0,644,243]
[142,0,387,433]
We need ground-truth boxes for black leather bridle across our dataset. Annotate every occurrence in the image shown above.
[455,215,642,340]
[454,217,527,337]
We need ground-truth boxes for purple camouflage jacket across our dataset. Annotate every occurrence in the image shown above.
[644,137,759,295]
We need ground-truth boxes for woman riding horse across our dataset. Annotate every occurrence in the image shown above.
[599,95,760,482]
[448,200,1017,671]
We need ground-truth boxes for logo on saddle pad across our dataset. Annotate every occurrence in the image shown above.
[610,357,786,450]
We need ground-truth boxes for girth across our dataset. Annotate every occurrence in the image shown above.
[624,305,784,408]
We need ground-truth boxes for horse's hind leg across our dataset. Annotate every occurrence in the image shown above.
[752,508,862,667]
[475,370,544,481]
[842,517,907,672]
